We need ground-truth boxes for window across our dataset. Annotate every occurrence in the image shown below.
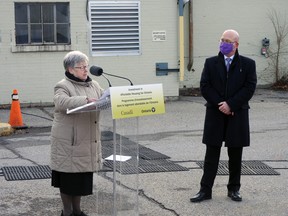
[89,1,141,56]
[14,2,70,45]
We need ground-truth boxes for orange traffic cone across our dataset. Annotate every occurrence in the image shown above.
[8,89,28,129]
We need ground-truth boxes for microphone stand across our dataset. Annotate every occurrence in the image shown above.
[103,72,133,86]
[102,74,112,87]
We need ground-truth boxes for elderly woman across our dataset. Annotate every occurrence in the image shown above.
[51,51,104,216]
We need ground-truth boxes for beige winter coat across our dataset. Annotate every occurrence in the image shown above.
[50,75,104,173]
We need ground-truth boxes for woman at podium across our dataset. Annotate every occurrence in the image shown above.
[50,50,104,216]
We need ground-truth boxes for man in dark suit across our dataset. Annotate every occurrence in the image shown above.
[190,29,257,202]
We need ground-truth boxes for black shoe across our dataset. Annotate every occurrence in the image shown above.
[228,191,242,201]
[190,191,212,202]
[74,211,88,216]
[61,211,73,216]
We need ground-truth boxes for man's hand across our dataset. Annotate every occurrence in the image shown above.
[218,101,234,115]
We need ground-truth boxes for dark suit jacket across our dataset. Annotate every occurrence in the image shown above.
[200,50,257,147]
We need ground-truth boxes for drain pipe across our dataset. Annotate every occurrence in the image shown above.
[178,0,185,81]
[187,0,193,71]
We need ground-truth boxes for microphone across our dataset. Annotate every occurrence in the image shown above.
[89,66,111,87]
[90,65,133,86]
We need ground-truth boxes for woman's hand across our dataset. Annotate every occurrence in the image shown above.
[87,98,97,103]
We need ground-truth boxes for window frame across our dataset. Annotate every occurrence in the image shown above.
[13,2,71,52]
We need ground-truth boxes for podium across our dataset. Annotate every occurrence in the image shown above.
[67,84,165,216]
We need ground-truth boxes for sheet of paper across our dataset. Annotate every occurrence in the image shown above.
[100,88,110,100]
[104,155,131,162]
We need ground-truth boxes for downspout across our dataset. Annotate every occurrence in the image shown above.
[86,0,89,21]
[178,0,185,81]
[187,0,193,71]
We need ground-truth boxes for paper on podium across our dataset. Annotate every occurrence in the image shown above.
[67,89,111,114]
[100,88,110,100]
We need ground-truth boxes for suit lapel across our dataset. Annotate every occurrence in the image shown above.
[217,58,226,83]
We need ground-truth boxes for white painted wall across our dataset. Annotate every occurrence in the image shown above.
[0,0,287,104]
[0,0,180,104]
[181,0,288,89]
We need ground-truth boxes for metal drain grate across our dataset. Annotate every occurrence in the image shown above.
[139,146,170,160]
[102,143,170,160]
[101,131,170,160]
[101,130,188,174]
[1,165,51,181]
[103,159,189,174]
[1,130,188,180]
[196,160,280,175]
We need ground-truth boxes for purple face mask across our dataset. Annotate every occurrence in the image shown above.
[219,42,233,55]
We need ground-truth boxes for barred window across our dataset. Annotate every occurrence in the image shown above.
[14,2,70,45]
[89,1,141,56]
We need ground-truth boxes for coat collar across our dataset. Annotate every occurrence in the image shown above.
[218,49,239,65]
[65,71,92,86]
[65,71,92,82]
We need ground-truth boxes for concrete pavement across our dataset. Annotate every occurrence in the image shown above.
[0,88,288,216]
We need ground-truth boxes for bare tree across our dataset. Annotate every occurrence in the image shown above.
[267,8,288,83]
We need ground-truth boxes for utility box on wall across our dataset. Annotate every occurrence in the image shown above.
[156,62,179,76]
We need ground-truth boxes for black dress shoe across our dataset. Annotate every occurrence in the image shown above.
[190,191,212,202]
[74,212,88,216]
[61,210,73,216]
[228,191,242,201]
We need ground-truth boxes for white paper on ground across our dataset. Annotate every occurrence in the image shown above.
[105,155,132,162]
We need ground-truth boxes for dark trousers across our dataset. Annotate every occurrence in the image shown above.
[200,145,243,195]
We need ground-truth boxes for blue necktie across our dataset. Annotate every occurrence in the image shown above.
[226,58,231,71]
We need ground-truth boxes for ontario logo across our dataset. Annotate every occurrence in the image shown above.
[141,107,156,113]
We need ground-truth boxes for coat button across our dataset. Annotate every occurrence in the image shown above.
[95,140,97,143]
[95,121,97,124]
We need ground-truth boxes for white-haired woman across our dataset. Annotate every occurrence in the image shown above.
[51,51,104,216]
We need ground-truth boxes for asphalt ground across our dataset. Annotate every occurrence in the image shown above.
[0,88,287,216]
